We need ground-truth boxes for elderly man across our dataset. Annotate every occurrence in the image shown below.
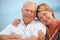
[0,1,46,40]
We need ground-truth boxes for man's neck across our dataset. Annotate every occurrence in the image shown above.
[25,23,28,26]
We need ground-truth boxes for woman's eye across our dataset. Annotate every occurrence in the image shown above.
[39,17,43,19]
[43,13,46,15]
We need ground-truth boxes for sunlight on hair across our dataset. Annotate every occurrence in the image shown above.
[27,0,34,2]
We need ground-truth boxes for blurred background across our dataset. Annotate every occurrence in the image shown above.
[0,0,60,31]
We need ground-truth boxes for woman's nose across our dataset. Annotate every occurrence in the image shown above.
[43,16,46,20]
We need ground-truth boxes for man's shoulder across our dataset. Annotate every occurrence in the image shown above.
[34,20,46,26]
[30,19,46,30]
[6,24,17,29]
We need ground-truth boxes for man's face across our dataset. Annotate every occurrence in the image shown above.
[22,3,37,25]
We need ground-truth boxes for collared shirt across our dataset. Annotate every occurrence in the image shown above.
[0,19,46,38]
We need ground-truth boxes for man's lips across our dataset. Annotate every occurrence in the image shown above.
[25,15,32,18]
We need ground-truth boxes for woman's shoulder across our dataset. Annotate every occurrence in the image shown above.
[58,21,60,27]
[56,20,60,27]
[57,20,60,30]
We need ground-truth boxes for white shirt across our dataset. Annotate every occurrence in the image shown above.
[0,24,16,35]
[0,19,46,38]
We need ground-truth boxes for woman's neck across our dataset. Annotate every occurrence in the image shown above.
[48,19,57,37]
[49,19,57,30]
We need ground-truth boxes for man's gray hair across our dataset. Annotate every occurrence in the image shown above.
[23,1,37,8]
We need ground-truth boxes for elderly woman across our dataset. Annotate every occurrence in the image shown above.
[37,3,60,40]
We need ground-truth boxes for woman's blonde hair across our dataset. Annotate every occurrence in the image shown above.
[37,3,55,18]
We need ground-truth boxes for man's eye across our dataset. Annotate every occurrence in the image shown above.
[30,10,34,13]
[25,9,29,11]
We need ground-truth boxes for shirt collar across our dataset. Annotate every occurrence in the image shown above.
[21,19,35,27]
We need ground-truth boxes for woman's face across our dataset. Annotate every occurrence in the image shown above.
[37,10,54,25]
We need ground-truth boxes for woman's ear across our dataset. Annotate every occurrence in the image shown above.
[34,11,36,17]
[50,10,54,14]
[51,11,55,18]
[51,11,53,14]
[49,11,53,14]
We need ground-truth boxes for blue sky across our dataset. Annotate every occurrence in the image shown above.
[0,0,60,31]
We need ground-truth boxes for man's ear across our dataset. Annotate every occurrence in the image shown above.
[21,8,23,13]
[35,12,36,17]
